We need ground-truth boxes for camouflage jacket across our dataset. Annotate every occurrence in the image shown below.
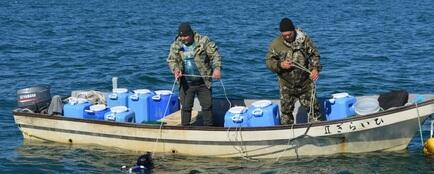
[167,32,222,88]
[266,29,321,90]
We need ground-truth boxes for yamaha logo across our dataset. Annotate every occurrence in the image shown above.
[19,93,36,100]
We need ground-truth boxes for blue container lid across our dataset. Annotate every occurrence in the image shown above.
[89,104,106,112]
[251,100,272,108]
[228,106,247,114]
[228,106,247,123]
[112,88,128,93]
[110,106,128,113]
[154,90,173,95]
[133,89,152,94]
[332,92,349,99]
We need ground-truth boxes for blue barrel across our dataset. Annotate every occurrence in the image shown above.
[107,88,130,108]
[63,98,92,119]
[84,104,109,120]
[128,89,154,124]
[224,106,249,127]
[104,106,135,123]
[149,90,179,121]
[324,93,357,121]
[247,100,280,127]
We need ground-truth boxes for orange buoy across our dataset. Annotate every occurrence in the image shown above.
[423,138,434,155]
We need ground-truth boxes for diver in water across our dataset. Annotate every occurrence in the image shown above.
[121,152,154,174]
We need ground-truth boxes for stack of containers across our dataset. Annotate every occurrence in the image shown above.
[224,100,280,128]
[324,92,357,121]
[128,89,155,124]
[149,90,180,121]
[63,97,92,119]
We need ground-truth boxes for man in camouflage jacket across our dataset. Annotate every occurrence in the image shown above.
[167,22,222,126]
[265,18,321,124]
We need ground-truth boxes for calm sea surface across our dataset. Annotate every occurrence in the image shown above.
[1,0,434,173]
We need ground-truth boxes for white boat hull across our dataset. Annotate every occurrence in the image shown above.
[13,96,434,159]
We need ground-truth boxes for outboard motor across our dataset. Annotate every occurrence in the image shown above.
[16,85,51,113]
[121,152,154,174]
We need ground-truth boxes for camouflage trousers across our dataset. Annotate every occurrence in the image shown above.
[279,82,320,124]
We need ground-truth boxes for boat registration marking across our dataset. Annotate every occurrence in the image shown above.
[323,118,385,135]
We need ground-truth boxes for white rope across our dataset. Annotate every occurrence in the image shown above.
[152,74,232,156]
[273,124,296,162]
[219,79,232,108]
[222,62,317,160]
[270,62,317,163]
[183,75,254,160]
[182,74,212,78]
[183,74,232,108]
[226,125,258,161]
[309,82,317,122]
[151,79,178,155]
[415,99,424,147]
[431,118,434,139]
[292,62,317,122]
[292,62,310,73]
[162,78,178,117]
[226,126,246,156]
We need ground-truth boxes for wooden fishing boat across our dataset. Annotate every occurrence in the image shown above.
[12,94,434,159]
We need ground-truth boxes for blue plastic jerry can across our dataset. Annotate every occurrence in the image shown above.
[324,93,356,121]
[107,88,130,108]
[105,106,135,123]
[247,100,280,127]
[224,106,249,127]
[63,98,91,119]
[149,90,179,121]
[84,104,109,120]
[128,89,154,124]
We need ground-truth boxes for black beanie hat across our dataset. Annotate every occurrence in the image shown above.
[178,22,194,36]
[279,18,295,32]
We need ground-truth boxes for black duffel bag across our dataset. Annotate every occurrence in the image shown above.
[378,90,409,110]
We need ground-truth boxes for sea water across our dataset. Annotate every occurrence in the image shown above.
[1,0,434,173]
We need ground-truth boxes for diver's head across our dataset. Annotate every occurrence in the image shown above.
[136,152,154,169]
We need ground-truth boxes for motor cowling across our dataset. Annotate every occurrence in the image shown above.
[16,85,51,113]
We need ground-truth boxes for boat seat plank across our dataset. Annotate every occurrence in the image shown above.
[159,111,199,126]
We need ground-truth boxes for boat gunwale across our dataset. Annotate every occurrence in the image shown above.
[12,98,434,131]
